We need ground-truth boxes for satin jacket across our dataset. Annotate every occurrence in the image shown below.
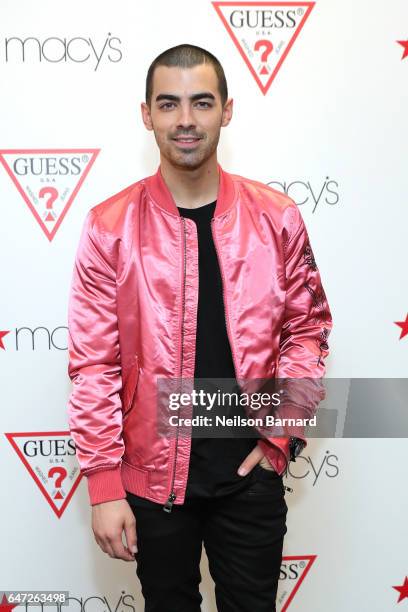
[67,163,333,508]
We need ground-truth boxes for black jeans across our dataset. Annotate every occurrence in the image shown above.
[126,464,288,612]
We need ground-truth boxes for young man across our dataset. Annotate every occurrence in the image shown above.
[67,44,332,611]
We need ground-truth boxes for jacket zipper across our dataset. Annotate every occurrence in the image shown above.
[163,216,187,513]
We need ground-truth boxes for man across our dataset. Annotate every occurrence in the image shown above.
[67,43,332,611]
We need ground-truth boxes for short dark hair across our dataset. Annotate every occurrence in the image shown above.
[145,43,228,108]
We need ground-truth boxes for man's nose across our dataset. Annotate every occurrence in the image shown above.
[176,104,196,128]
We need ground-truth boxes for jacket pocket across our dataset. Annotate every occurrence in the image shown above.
[122,356,140,417]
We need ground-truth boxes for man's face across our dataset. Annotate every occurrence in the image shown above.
[141,64,233,170]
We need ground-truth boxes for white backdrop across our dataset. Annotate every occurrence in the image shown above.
[1,0,407,610]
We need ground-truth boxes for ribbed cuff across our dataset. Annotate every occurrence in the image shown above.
[86,465,127,506]
[257,437,296,475]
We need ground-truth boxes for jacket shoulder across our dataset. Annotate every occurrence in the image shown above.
[87,179,145,234]
[231,172,296,214]
[91,180,143,217]
[230,172,303,243]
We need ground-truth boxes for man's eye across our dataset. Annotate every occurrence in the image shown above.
[159,101,212,109]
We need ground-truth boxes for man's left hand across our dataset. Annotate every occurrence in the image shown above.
[237,444,276,476]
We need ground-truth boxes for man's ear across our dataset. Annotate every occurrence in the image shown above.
[221,97,233,127]
[141,102,153,131]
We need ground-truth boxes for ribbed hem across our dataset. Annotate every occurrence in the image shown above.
[86,465,126,506]
[121,461,149,498]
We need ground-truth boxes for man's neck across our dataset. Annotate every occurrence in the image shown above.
[159,155,219,209]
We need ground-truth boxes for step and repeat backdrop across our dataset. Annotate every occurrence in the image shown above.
[1,0,407,610]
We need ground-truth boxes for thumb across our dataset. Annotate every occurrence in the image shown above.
[237,444,263,476]
[124,515,138,555]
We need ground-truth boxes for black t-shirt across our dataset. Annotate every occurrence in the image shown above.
[177,200,257,498]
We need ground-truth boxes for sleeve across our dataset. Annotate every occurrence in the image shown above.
[257,201,333,473]
[67,208,127,505]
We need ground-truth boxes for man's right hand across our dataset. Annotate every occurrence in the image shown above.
[92,499,137,561]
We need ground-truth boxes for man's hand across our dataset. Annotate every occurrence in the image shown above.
[237,444,276,476]
[92,499,137,561]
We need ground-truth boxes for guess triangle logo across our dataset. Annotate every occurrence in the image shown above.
[278,554,317,610]
[0,149,99,241]
[212,2,315,95]
[5,431,82,518]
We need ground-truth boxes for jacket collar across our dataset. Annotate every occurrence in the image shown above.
[144,162,237,218]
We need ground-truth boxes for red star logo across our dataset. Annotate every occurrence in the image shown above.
[393,576,408,603]
[0,594,19,612]
[0,330,10,350]
[397,40,408,59]
[395,314,408,340]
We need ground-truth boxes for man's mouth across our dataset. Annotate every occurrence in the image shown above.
[172,136,202,147]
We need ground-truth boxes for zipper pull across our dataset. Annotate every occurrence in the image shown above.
[163,492,177,513]
[284,485,293,493]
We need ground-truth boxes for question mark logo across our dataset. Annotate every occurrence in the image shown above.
[39,186,59,222]
[254,39,274,75]
[48,466,67,500]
